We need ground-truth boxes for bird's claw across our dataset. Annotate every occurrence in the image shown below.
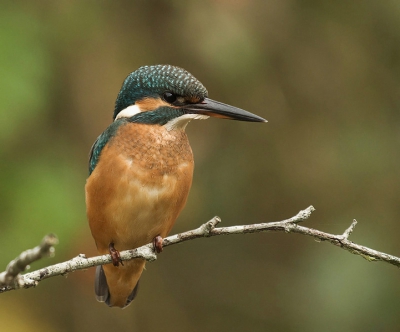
[153,235,163,253]
[109,242,124,267]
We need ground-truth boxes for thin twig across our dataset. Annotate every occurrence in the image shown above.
[0,234,58,289]
[1,205,399,294]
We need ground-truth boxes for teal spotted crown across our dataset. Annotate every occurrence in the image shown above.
[114,65,208,119]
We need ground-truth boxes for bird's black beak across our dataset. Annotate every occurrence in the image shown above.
[183,98,267,122]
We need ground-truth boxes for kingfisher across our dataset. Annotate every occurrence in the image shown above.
[85,65,266,308]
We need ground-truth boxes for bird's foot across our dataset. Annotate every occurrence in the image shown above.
[153,235,163,253]
[109,242,123,267]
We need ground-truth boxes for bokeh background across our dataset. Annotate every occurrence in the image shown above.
[1,1,400,331]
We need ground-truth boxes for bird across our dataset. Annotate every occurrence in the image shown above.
[85,65,266,308]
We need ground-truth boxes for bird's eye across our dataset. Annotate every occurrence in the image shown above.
[163,92,177,104]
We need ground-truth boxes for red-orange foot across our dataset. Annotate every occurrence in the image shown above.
[109,242,123,267]
[153,236,163,253]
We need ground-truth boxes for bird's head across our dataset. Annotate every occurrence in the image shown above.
[113,65,266,130]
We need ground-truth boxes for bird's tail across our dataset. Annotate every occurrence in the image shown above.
[95,259,145,308]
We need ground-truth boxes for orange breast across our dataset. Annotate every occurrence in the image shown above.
[85,122,194,254]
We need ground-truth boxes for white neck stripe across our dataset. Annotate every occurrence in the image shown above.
[115,104,141,121]
[164,114,209,131]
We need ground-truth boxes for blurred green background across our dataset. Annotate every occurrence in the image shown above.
[1,0,400,331]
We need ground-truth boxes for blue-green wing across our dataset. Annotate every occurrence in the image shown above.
[88,120,127,175]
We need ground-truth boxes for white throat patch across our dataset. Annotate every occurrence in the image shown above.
[115,104,141,121]
[164,113,209,131]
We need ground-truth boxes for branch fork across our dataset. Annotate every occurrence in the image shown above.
[0,233,58,291]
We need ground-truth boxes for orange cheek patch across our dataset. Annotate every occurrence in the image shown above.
[186,96,201,104]
[136,98,171,111]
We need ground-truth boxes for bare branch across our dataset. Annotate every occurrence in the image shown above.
[0,234,58,289]
[341,219,357,240]
[1,205,399,294]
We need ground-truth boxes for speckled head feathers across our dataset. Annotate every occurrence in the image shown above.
[114,65,208,119]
